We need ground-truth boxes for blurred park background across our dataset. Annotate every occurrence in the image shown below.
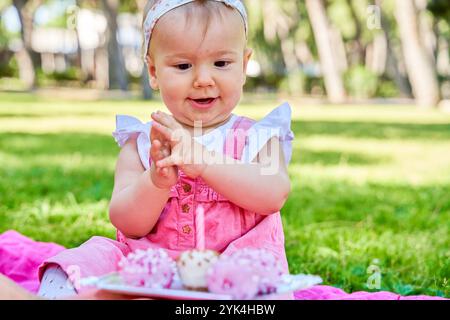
[0,0,449,297]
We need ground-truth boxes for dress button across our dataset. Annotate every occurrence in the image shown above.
[182,183,192,193]
[182,204,190,213]
[182,225,191,234]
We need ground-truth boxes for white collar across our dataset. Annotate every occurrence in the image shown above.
[193,114,237,147]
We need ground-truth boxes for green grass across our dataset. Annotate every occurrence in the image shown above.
[0,91,449,297]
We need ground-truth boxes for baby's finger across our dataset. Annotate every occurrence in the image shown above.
[161,147,170,158]
[157,155,181,168]
[151,122,173,142]
[153,139,162,149]
[150,139,161,157]
[150,123,162,142]
[160,138,169,148]
[159,167,166,177]
[151,111,181,130]
[152,141,169,164]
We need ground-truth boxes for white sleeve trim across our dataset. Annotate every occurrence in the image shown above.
[241,102,294,165]
[112,115,152,170]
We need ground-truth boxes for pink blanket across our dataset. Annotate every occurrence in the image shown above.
[0,230,445,300]
[0,230,65,293]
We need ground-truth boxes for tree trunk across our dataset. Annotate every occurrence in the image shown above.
[305,0,346,103]
[436,35,450,77]
[280,38,303,95]
[12,0,39,90]
[329,27,348,73]
[365,34,387,76]
[415,0,437,64]
[376,0,412,98]
[94,46,109,90]
[141,67,153,100]
[394,0,440,107]
[102,0,128,91]
[345,0,365,64]
[136,0,153,100]
[14,49,35,88]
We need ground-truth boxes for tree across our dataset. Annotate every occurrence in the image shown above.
[374,0,412,98]
[305,0,346,103]
[257,0,305,95]
[244,0,287,90]
[11,0,42,89]
[136,0,152,99]
[101,0,128,91]
[394,0,440,107]
[427,0,450,20]
[344,0,365,65]
[427,0,450,78]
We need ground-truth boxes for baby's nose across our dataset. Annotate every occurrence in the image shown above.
[193,67,215,88]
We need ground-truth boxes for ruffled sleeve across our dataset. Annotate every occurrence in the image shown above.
[241,102,295,165]
[112,115,152,170]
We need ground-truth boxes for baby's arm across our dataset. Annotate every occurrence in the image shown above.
[108,137,170,238]
[200,137,291,215]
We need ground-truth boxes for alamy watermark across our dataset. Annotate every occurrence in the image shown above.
[366,259,382,290]
[66,5,79,30]
[367,5,382,30]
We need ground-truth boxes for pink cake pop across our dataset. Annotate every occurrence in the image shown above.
[118,248,177,289]
[206,254,259,299]
[206,248,285,299]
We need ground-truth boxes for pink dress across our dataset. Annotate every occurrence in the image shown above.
[38,103,295,293]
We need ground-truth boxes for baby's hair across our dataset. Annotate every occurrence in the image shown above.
[142,0,245,59]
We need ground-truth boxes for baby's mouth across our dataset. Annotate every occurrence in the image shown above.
[188,97,219,110]
[191,97,217,104]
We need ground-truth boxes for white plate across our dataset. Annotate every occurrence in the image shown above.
[81,273,322,300]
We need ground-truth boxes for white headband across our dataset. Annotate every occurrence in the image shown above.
[142,0,248,61]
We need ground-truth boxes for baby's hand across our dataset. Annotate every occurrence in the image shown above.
[150,124,178,189]
[150,111,207,179]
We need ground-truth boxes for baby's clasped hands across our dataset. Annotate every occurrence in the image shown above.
[151,111,209,179]
[149,120,178,190]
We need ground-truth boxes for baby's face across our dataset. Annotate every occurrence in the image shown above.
[147,6,252,130]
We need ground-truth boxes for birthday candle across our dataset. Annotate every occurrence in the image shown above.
[196,205,205,250]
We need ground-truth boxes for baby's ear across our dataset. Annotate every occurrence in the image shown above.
[146,56,159,90]
[242,48,253,85]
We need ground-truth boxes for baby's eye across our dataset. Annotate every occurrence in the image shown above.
[214,61,230,68]
[175,63,192,70]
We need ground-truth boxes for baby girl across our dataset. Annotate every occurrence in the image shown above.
[37,0,294,298]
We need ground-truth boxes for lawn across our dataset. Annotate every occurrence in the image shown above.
[0,91,449,297]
